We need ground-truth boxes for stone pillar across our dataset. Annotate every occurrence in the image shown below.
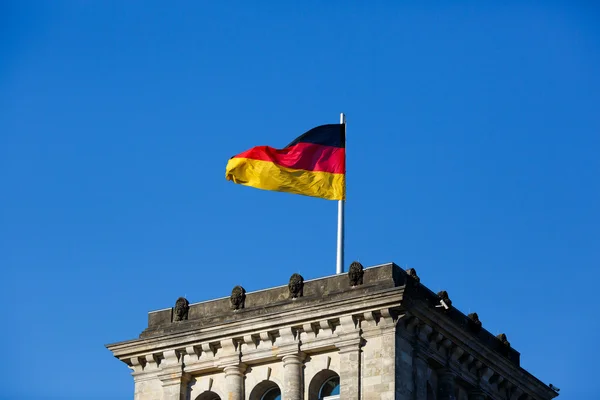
[223,364,246,400]
[395,332,417,400]
[128,354,163,400]
[437,370,456,400]
[282,353,305,400]
[159,372,191,400]
[468,390,486,400]
[337,315,361,400]
[338,340,361,400]
[412,349,429,400]
[158,350,191,400]
[131,373,163,400]
[381,322,399,399]
[361,310,397,400]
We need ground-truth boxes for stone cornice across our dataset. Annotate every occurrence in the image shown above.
[106,286,405,360]
[141,264,403,336]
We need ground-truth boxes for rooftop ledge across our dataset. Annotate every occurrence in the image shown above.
[136,262,520,367]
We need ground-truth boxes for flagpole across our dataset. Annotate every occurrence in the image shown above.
[336,112,345,274]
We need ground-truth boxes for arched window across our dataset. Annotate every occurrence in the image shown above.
[261,387,281,400]
[196,391,221,400]
[249,380,281,400]
[308,370,340,400]
[319,376,340,399]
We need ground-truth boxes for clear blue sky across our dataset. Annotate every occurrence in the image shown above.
[1,1,598,399]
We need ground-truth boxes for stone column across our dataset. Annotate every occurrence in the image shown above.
[437,370,457,400]
[468,390,486,400]
[223,364,246,400]
[218,339,246,400]
[282,353,305,400]
[277,327,304,400]
[338,341,361,400]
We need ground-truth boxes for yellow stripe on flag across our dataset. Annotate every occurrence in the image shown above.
[225,157,345,200]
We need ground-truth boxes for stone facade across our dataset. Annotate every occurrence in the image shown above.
[106,263,559,400]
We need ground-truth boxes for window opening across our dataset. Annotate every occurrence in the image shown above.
[319,376,340,400]
[260,386,281,400]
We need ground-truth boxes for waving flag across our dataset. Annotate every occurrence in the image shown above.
[225,124,346,200]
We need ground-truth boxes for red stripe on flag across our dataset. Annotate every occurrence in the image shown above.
[233,142,345,174]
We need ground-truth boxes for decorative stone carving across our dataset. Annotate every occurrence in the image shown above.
[468,312,482,332]
[437,290,453,307]
[497,333,510,347]
[495,333,512,357]
[230,285,246,311]
[406,268,420,284]
[348,261,364,287]
[288,273,304,299]
[173,297,189,322]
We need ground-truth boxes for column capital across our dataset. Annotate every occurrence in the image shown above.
[222,363,247,377]
[280,352,306,367]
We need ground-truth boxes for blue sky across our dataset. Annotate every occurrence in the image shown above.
[1,1,598,399]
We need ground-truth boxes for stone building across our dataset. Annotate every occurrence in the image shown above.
[106,262,559,400]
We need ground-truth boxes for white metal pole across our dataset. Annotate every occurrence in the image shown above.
[336,112,346,274]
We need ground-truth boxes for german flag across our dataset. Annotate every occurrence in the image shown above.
[225,124,345,200]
